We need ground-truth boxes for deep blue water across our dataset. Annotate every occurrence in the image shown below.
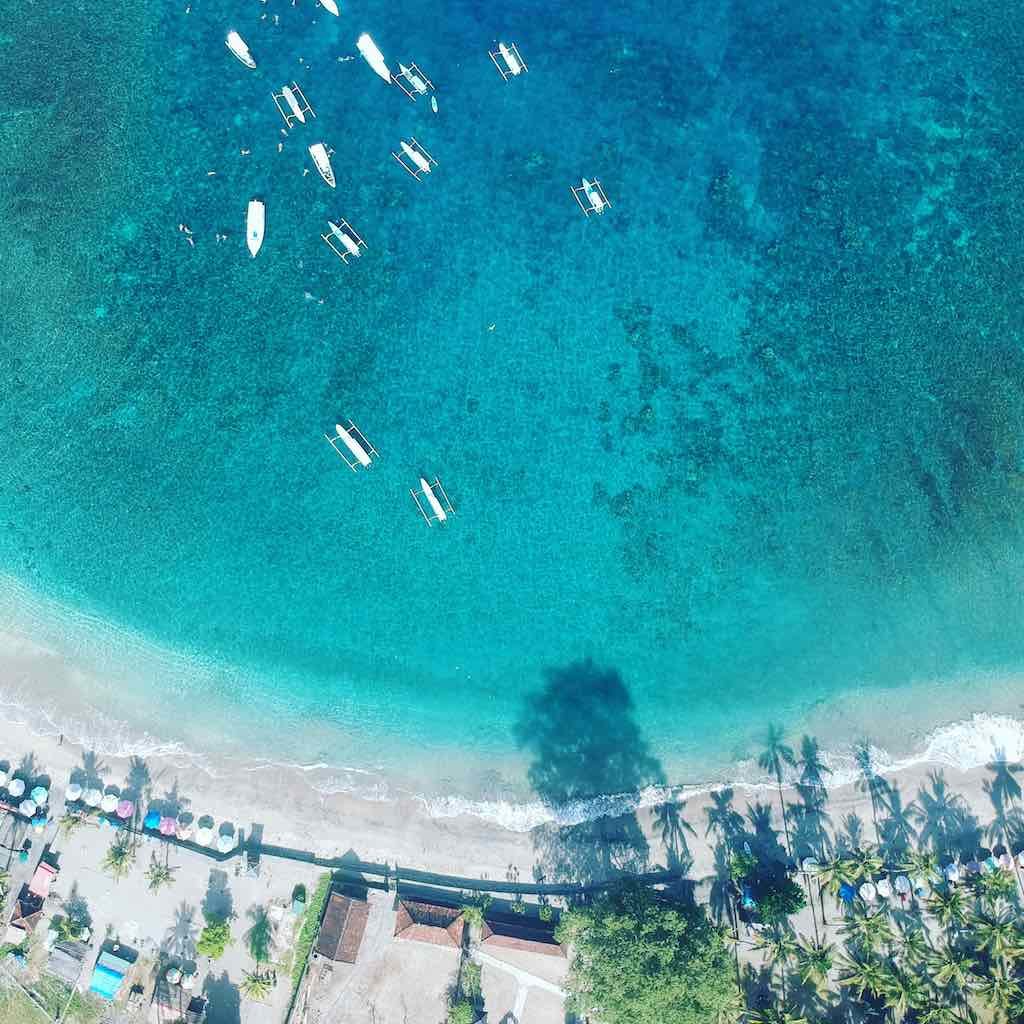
[1,0,1023,803]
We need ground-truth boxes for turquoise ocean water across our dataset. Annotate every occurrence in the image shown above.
[2,0,1024,816]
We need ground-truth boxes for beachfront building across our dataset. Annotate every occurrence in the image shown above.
[313,890,371,964]
[5,887,44,945]
[480,913,566,958]
[88,945,135,1000]
[393,897,465,948]
[45,939,89,988]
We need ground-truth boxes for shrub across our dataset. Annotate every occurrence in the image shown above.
[539,904,553,922]
[196,914,232,960]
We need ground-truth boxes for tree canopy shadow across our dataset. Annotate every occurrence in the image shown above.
[201,870,233,922]
[515,658,664,884]
[653,799,696,874]
[202,971,241,1024]
[912,770,981,859]
[164,901,199,959]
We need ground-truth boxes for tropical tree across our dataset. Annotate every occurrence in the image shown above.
[840,909,893,956]
[898,849,939,884]
[970,910,1024,962]
[845,846,884,881]
[917,1006,972,1024]
[101,837,135,882]
[813,855,855,922]
[975,868,1017,908]
[752,928,797,1001]
[926,887,967,931]
[758,725,797,854]
[744,1008,809,1024]
[239,969,274,1002]
[974,959,1022,1016]
[196,913,232,960]
[59,812,86,838]
[894,923,930,968]
[555,884,738,1024]
[877,966,929,1022]
[836,953,886,1001]
[794,938,833,989]
[145,854,177,893]
[926,943,976,992]
[459,894,492,935]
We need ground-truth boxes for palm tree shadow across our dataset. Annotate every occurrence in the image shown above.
[912,770,982,860]
[202,971,241,1024]
[515,658,664,884]
[654,800,696,874]
[163,901,198,959]
[876,783,918,862]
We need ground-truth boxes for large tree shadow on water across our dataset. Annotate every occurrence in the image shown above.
[515,658,664,884]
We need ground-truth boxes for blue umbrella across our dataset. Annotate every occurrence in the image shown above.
[144,810,161,830]
[839,882,856,903]
[31,816,46,828]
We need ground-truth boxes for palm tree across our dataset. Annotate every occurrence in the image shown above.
[837,953,886,1001]
[840,909,893,956]
[895,923,930,969]
[917,1007,972,1024]
[974,960,1022,1017]
[976,868,1018,909]
[794,938,834,990]
[145,854,177,893]
[59,812,85,838]
[245,905,276,966]
[759,725,797,854]
[926,943,976,991]
[101,837,135,882]
[239,970,274,1002]
[745,1008,809,1024]
[845,846,884,881]
[926,887,967,932]
[813,854,854,923]
[898,849,939,884]
[970,910,1024,962]
[878,966,929,1022]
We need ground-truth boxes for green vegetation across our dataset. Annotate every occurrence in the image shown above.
[290,872,332,991]
[458,894,491,929]
[25,975,104,1024]
[556,883,738,1024]
[0,985,48,1024]
[100,837,135,881]
[538,903,553,922]
[196,912,232,960]
[239,969,275,1002]
[144,853,177,892]
[446,1001,475,1024]
[245,904,276,965]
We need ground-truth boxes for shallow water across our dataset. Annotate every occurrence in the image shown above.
[1,0,1023,811]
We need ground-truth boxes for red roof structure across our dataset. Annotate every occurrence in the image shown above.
[314,892,370,964]
[480,915,566,957]
[393,898,465,948]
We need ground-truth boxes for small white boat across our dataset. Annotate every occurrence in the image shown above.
[401,140,431,175]
[498,42,523,76]
[226,30,256,69]
[320,0,340,14]
[398,63,428,95]
[430,96,438,114]
[281,85,306,124]
[583,178,607,212]
[420,478,447,522]
[336,424,371,467]
[246,199,265,258]
[308,143,336,188]
[357,33,391,83]
[329,222,361,259]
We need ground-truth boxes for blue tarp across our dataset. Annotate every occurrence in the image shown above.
[89,963,124,1000]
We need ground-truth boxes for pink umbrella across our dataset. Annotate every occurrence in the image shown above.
[116,800,135,820]
[159,816,177,836]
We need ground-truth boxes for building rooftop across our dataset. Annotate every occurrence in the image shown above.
[314,891,370,964]
[394,898,465,948]
[481,915,565,957]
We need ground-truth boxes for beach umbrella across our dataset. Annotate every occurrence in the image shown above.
[144,810,161,830]
[217,833,236,853]
[894,874,911,894]
[30,786,48,806]
[83,788,103,807]
[7,778,25,798]
[966,859,981,875]
[180,972,196,990]
[943,863,960,883]
[116,800,134,820]
[65,783,83,803]
[175,821,194,841]
[165,967,182,985]
[18,799,36,818]
[159,816,177,837]
[998,852,1013,870]
[801,857,820,874]
[195,826,214,846]
[876,877,893,899]
[858,882,877,902]
[0,769,8,787]
[100,793,119,814]
[31,815,46,827]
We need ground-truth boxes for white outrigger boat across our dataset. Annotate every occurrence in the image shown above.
[488,41,527,80]
[246,199,265,257]
[325,421,378,470]
[411,476,455,525]
[226,30,256,69]
[308,143,336,188]
[319,0,340,15]
[321,219,366,263]
[357,33,391,83]
[391,137,436,180]
[571,177,611,216]
[272,82,315,128]
[393,62,434,101]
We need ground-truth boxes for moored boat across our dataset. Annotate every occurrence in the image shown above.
[320,0,340,14]
[246,199,265,258]
[420,478,447,522]
[308,143,336,188]
[329,222,362,259]
[226,30,256,69]
[357,33,391,83]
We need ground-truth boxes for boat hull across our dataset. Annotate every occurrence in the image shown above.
[226,31,256,69]
[309,143,336,188]
[246,200,265,257]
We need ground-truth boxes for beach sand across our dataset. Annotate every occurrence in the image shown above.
[0,620,1013,891]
